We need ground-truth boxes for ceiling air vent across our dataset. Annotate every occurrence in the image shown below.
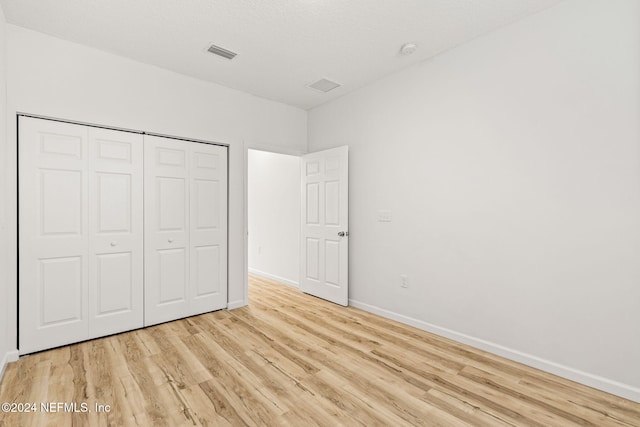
[307,78,341,93]
[207,44,237,60]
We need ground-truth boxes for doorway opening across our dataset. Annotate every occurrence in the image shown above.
[247,149,301,295]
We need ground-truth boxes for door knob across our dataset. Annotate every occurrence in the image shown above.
[168,238,174,243]
[110,241,117,247]
[338,231,349,237]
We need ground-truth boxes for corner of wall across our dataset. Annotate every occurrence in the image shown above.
[227,299,248,310]
[0,350,19,382]
[248,268,299,288]
[0,0,11,386]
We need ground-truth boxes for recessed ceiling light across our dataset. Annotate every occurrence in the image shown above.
[206,43,237,60]
[307,78,341,93]
[400,43,418,56]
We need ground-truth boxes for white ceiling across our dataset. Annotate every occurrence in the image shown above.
[0,0,563,110]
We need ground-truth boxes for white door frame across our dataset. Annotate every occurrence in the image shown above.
[242,142,306,305]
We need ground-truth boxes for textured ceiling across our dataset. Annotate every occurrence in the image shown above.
[0,0,563,110]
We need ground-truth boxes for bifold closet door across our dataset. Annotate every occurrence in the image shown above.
[19,117,144,354]
[144,135,228,326]
[88,127,144,338]
[19,118,89,354]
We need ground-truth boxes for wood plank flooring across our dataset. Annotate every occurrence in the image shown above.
[1,274,639,426]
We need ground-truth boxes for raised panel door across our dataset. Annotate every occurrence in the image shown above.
[300,146,349,306]
[19,117,90,354]
[89,128,143,337]
[189,144,228,314]
[144,135,190,326]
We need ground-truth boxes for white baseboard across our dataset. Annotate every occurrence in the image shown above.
[349,299,640,403]
[227,299,247,310]
[248,268,299,288]
[0,350,20,383]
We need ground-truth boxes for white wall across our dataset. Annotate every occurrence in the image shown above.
[0,5,11,380]
[308,0,640,401]
[248,149,301,286]
[3,25,306,357]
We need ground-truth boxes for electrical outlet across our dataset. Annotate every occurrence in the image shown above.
[377,210,392,222]
[400,274,409,288]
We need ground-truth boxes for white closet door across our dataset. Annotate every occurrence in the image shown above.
[189,143,228,315]
[88,128,144,337]
[144,135,191,325]
[19,118,90,354]
[144,135,228,326]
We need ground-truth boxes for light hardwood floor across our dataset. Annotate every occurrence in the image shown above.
[1,275,639,426]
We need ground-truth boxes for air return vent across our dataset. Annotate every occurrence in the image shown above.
[307,78,341,93]
[207,44,237,60]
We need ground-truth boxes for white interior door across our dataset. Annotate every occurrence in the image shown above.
[88,127,144,337]
[144,135,190,325]
[144,135,228,326]
[300,146,349,306]
[19,118,90,354]
[189,143,228,315]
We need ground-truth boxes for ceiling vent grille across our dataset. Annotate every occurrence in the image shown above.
[207,44,237,60]
[307,78,341,93]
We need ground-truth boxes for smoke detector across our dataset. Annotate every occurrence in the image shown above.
[400,43,418,56]
[206,43,237,60]
[307,78,341,93]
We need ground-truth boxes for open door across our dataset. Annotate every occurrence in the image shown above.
[300,146,349,306]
